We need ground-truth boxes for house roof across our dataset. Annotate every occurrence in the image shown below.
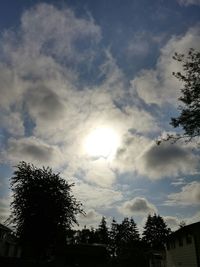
[170,221,200,238]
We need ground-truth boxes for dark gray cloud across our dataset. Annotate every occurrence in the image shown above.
[2,137,64,167]
[136,142,198,179]
[118,197,157,216]
[27,87,65,121]
[146,144,186,166]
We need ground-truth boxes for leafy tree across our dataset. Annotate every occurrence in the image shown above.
[142,214,171,250]
[88,227,100,244]
[77,226,91,244]
[9,161,83,259]
[158,49,200,143]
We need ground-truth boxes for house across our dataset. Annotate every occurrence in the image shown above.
[166,221,200,267]
[0,223,21,258]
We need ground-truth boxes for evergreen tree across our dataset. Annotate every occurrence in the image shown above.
[118,217,131,246]
[129,217,140,243]
[109,217,140,257]
[119,217,140,245]
[97,216,109,244]
[109,218,119,257]
[142,214,171,250]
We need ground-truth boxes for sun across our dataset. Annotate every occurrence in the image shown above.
[84,127,120,158]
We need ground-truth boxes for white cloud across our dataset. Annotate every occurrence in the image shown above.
[162,211,200,232]
[0,3,160,190]
[83,158,116,187]
[0,65,27,109]
[166,181,200,205]
[77,209,102,228]
[112,133,198,180]
[186,211,200,224]
[113,134,151,173]
[130,26,200,105]
[164,210,200,231]
[178,0,200,6]
[20,3,101,62]
[171,177,186,187]
[163,216,180,230]
[0,3,101,139]
[0,112,24,136]
[0,2,199,228]
[127,31,165,58]
[72,179,123,210]
[118,197,157,216]
[0,197,11,221]
[127,33,150,57]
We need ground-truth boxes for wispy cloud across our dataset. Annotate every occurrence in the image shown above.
[166,181,200,206]
[130,26,200,106]
[177,0,200,6]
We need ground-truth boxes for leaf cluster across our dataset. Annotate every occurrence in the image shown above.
[171,49,200,141]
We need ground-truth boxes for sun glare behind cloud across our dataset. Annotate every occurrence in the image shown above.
[84,127,120,158]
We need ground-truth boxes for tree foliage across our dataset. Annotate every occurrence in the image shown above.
[9,161,83,258]
[159,49,200,143]
[142,214,171,249]
[97,216,109,244]
[108,217,140,257]
[109,218,119,256]
[118,217,140,246]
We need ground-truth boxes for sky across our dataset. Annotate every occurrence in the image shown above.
[0,0,200,231]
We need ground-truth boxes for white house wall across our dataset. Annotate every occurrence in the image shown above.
[166,235,198,267]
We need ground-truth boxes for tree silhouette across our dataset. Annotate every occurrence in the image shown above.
[9,161,83,259]
[119,217,139,247]
[142,214,171,250]
[109,218,119,257]
[158,49,200,144]
[108,217,140,257]
[129,217,140,243]
[97,216,109,244]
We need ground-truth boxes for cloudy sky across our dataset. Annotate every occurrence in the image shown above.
[0,0,200,231]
